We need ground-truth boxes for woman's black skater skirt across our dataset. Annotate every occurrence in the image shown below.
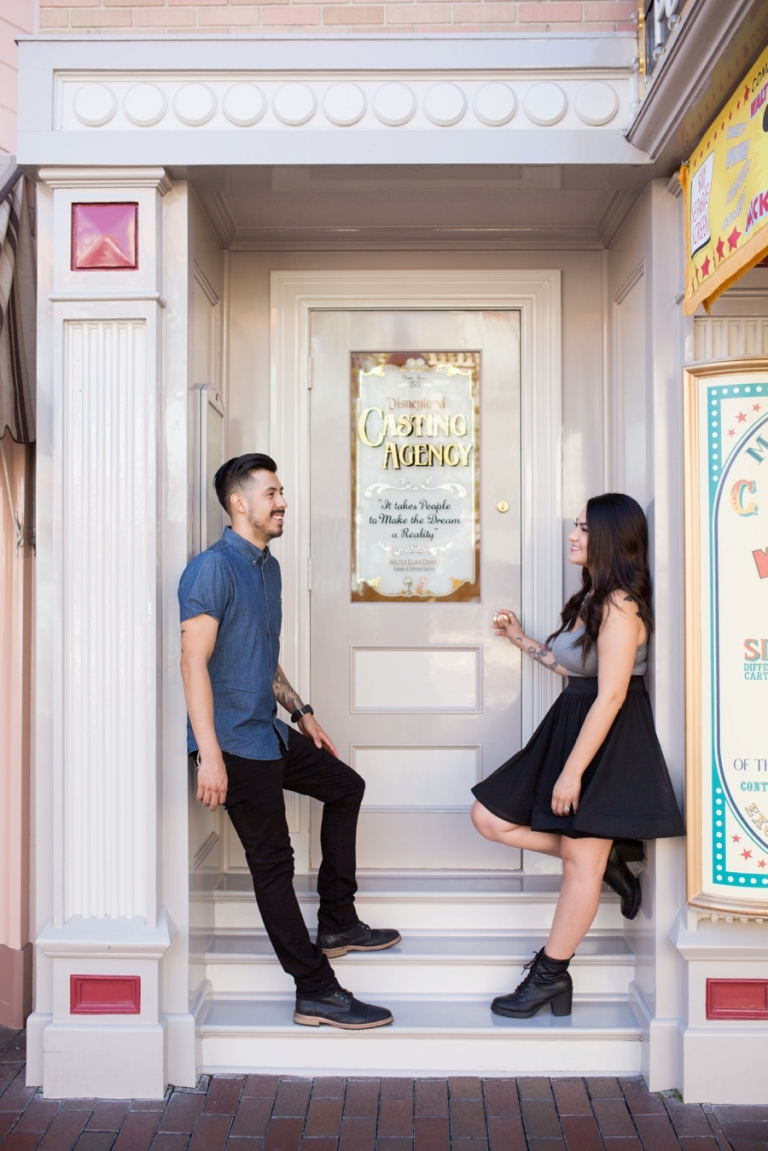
[471,676,684,840]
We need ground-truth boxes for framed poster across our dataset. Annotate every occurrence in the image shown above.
[351,351,480,602]
[684,359,768,915]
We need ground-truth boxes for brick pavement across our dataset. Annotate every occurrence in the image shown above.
[1,1026,765,1151]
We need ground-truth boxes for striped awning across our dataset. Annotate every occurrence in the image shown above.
[0,166,35,444]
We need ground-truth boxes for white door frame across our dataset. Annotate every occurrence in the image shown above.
[269,270,562,869]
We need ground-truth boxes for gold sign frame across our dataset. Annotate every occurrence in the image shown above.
[350,351,481,603]
[684,357,768,916]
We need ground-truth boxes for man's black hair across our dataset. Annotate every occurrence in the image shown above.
[214,453,279,513]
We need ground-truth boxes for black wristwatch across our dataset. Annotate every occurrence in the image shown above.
[291,704,314,725]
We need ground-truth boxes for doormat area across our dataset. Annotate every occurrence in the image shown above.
[1,1027,765,1151]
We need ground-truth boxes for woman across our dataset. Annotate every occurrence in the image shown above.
[471,493,683,1020]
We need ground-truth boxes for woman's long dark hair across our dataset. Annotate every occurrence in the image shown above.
[547,493,653,663]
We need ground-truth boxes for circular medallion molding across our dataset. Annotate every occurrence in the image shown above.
[523,82,568,127]
[223,83,267,127]
[322,83,367,127]
[423,82,466,127]
[473,82,517,127]
[575,82,619,126]
[173,83,217,127]
[273,83,317,126]
[73,83,117,128]
[124,84,167,128]
[373,82,417,127]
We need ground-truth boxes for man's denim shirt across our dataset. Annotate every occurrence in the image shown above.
[178,527,290,760]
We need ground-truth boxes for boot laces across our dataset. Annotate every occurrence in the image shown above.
[517,951,541,991]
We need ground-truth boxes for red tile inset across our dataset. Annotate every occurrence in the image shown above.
[70,975,140,1015]
[706,978,768,1020]
[72,203,138,271]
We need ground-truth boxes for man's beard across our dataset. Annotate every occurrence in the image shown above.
[250,511,284,538]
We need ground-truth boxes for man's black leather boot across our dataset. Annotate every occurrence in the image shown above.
[603,842,642,919]
[491,949,573,1019]
[294,985,394,1029]
[317,921,402,957]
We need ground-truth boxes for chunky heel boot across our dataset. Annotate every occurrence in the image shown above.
[491,949,573,1019]
[550,987,573,1017]
[613,838,645,864]
[603,842,642,919]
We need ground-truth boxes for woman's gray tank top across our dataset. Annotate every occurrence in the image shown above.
[549,624,648,678]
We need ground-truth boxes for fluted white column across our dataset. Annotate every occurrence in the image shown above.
[28,168,194,1100]
[61,318,153,921]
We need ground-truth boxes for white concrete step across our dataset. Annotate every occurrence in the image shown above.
[199,994,642,1077]
[203,931,635,997]
[213,871,625,932]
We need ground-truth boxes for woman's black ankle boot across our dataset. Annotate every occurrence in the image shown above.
[491,948,573,1019]
[603,843,642,919]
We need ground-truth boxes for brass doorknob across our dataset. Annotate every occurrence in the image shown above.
[496,500,509,513]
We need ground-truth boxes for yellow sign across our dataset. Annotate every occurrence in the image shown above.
[350,351,480,603]
[683,45,768,316]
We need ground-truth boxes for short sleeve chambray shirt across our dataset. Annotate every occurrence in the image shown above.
[178,526,290,759]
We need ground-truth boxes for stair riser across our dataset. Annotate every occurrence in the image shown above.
[200,1033,642,1076]
[205,960,634,997]
[214,899,624,933]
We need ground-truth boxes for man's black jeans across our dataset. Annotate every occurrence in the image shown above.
[223,729,365,997]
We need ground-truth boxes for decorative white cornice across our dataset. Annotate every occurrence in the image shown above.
[58,73,629,139]
[18,36,647,168]
[38,166,173,194]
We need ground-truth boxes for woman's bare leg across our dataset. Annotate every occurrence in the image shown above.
[545,836,613,960]
[471,800,562,858]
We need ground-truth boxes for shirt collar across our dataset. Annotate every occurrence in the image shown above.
[222,526,271,567]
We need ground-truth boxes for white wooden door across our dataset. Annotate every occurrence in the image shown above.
[309,310,521,870]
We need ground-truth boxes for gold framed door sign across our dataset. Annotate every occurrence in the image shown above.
[351,351,480,602]
[684,358,768,915]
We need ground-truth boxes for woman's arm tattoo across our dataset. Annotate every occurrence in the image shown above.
[273,664,304,714]
[526,643,566,675]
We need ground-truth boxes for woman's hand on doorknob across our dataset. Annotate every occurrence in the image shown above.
[493,610,526,647]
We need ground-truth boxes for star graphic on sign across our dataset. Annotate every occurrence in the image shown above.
[754,404,762,412]
[722,122,725,130]
[716,237,726,260]
[728,428,736,437]
[737,100,741,110]
[729,226,742,250]
[759,860,767,869]
[701,255,711,276]
[714,132,718,140]
[745,85,751,102]
[737,411,748,422]
[741,848,753,859]
[732,834,741,842]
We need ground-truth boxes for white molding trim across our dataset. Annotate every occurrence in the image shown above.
[269,269,562,755]
[18,40,643,169]
[56,72,631,139]
[39,166,173,194]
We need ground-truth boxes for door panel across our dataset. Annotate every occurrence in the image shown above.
[310,310,521,871]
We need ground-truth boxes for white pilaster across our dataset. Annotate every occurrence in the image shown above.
[29,167,195,1098]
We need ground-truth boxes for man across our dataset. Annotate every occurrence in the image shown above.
[179,453,400,1029]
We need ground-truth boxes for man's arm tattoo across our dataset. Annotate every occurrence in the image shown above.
[273,664,305,715]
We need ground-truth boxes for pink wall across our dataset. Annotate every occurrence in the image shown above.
[1,0,36,155]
